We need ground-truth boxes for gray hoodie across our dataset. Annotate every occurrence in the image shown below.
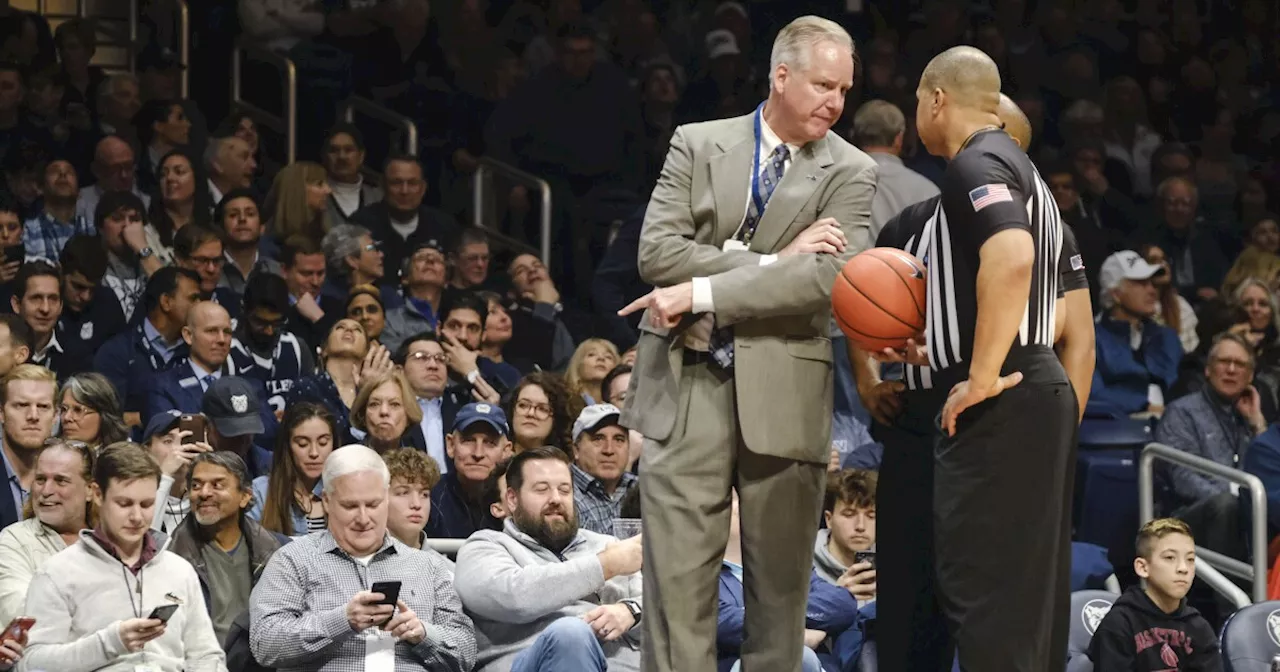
[454,519,643,672]
[812,529,848,586]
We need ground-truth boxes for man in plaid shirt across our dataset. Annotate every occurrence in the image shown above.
[23,156,95,261]
[569,404,638,535]
[249,445,477,671]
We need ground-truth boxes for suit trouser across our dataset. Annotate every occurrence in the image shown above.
[934,353,1078,672]
[640,357,827,672]
[875,398,954,672]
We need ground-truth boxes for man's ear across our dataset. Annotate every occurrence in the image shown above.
[182,325,194,346]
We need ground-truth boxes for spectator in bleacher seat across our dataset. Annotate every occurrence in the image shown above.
[482,458,511,523]
[1156,332,1266,560]
[284,318,389,443]
[813,469,877,607]
[201,377,269,476]
[168,451,284,646]
[0,192,26,308]
[1229,278,1280,371]
[54,19,104,117]
[1138,243,1200,355]
[265,161,330,244]
[22,442,226,671]
[383,447,442,552]
[1086,518,1221,670]
[601,364,643,473]
[0,439,97,626]
[249,444,477,671]
[280,235,341,353]
[345,283,386,343]
[57,372,129,452]
[565,338,619,409]
[216,189,279,295]
[504,373,572,454]
[851,99,940,242]
[56,233,113,355]
[13,260,85,380]
[1221,245,1280,300]
[351,155,459,291]
[448,227,492,292]
[0,364,58,530]
[22,156,92,261]
[94,74,141,141]
[350,368,422,454]
[1090,250,1183,416]
[96,190,164,324]
[382,238,450,352]
[3,141,47,224]
[204,135,257,206]
[231,272,313,420]
[719,491,855,672]
[146,150,215,264]
[236,0,325,55]
[96,266,201,426]
[76,136,151,223]
[249,402,335,537]
[438,291,515,401]
[322,223,385,303]
[455,446,643,672]
[570,403,637,535]
[478,290,531,380]
[173,225,240,320]
[505,253,576,371]
[426,401,510,540]
[143,409,209,536]
[0,315,29,379]
[393,331,466,473]
[135,101,193,194]
[145,301,237,424]
[1133,176,1229,302]
[322,123,382,226]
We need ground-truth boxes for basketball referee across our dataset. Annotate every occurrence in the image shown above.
[857,94,1093,672]
[896,46,1077,672]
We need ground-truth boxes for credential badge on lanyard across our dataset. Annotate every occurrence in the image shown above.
[729,102,770,249]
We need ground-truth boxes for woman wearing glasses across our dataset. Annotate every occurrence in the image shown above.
[56,373,129,452]
[503,372,572,454]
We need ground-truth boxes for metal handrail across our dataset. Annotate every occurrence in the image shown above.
[176,0,188,97]
[426,538,464,556]
[340,97,418,158]
[473,157,552,267]
[35,0,86,17]
[231,42,297,165]
[1138,442,1268,603]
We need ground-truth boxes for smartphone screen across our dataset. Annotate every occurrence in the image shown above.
[370,581,402,606]
[3,244,24,264]
[854,551,877,570]
[148,604,178,623]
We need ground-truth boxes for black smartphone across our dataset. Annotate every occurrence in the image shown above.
[854,551,877,570]
[3,244,23,264]
[148,604,179,623]
[370,581,402,606]
[179,414,207,445]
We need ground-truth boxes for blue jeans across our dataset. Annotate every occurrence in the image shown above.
[511,617,608,672]
[729,647,823,672]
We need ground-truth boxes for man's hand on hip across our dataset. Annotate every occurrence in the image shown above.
[780,218,847,257]
[619,282,693,329]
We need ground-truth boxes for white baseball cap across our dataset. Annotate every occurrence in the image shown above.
[705,29,740,60]
[1098,250,1164,295]
[572,404,623,443]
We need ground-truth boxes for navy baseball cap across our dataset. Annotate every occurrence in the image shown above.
[201,377,265,437]
[142,410,183,443]
[452,402,509,436]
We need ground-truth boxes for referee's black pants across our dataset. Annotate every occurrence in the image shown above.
[933,350,1078,672]
[875,395,954,672]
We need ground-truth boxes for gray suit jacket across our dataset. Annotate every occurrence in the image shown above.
[868,152,940,241]
[621,111,878,464]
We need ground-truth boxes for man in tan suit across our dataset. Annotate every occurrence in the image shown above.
[619,16,877,672]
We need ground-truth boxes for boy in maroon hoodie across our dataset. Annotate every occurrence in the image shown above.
[1088,518,1222,671]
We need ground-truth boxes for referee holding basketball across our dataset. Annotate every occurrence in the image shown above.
[886,46,1077,672]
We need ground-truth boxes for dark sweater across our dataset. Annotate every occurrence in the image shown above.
[1087,586,1222,671]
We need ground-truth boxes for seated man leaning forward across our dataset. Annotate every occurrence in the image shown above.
[454,446,644,672]
[248,444,477,672]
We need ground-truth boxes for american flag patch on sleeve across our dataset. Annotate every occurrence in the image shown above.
[968,183,1013,212]
[1070,254,1084,271]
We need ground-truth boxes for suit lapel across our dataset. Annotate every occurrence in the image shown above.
[709,134,754,245]
[750,136,835,254]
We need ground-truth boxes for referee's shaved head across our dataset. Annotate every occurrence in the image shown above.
[918,46,1001,112]
[998,94,1032,151]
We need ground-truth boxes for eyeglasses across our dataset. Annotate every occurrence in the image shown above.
[189,255,224,268]
[406,351,447,365]
[363,242,380,253]
[1211,356,1253,371]
[515,399,553,420]
[58,404,99,420]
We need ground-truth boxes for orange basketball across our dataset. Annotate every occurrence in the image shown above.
[831,247,928,352]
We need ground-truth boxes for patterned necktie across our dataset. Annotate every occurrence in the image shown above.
[708,143,791,369]
[201,375,216,392]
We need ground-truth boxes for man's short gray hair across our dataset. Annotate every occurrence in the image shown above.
[852,100,905,148]
[323,444,390,495]
[769,16,854,79]
[187,450,253,497]
[322,224,372,278]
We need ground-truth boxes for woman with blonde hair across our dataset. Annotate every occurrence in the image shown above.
[265,161,331,242]
[1222,245,1280,298]
[350,369,423,454]
[1230,278,1280,371]
[563,338,619,415]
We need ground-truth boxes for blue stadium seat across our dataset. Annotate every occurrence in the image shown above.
[1078,417,1153,449]
[1065,590,1118,672]
[1074,451,1140,553]
[1220,600,1280,672]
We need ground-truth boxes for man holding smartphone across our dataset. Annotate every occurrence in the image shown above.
[813,469,877,607]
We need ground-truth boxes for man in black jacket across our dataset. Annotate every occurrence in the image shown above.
[1087,518,1221,671]
[349,153,459,289]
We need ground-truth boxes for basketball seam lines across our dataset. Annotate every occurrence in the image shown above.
[840,268,920,332]
[867,251,927,323]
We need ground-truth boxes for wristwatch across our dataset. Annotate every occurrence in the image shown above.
[466,369,481,385]
[620,599,642,625]
[138,246,154,259]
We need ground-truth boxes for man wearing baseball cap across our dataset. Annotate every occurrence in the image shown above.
[382,237,453,352]
[426,402,511,539]
[142,409,213,535]
[1091,251,1183,416]
[202,377,271,475]
[570,403,637,535]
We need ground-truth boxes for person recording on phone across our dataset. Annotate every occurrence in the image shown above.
[812,469,877,607]
[250,445,476,672]
[20,442,226,672]
[145,410,213,535]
